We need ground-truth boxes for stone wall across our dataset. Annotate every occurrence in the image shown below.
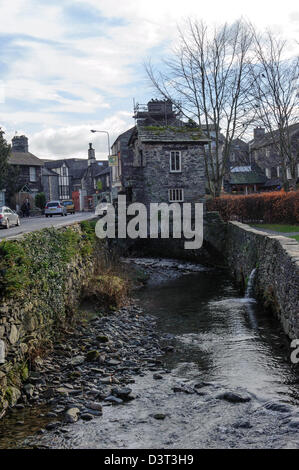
[226,221,299,339]
[131,143,206,208]
[0,219,101,418]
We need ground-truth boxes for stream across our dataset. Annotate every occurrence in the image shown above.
[0,258,298,449]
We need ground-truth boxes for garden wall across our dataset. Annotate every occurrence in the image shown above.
[226,221,299,339]
[0,220,102,418]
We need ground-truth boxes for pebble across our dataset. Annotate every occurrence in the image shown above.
[216,391,251,403]
[104,395,123,405]
[80,413,94,421]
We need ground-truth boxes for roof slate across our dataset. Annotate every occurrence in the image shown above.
[230,171,266,185]
[9,151,44,166]
[137,125,210,144]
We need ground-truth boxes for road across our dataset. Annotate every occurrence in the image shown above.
[0,212,96,241]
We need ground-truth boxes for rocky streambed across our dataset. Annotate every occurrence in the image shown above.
[0,257,298,449]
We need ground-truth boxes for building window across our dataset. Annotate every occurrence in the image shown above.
[169,188,184,202]
[265,168,271,178]
[287,167,291,179]
[59,186,69,200]
[29,167,37,182]
[62,166,67,176]
[170,151,181,172]
[277,166,281,177]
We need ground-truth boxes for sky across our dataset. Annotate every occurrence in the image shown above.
[0,0,298,160]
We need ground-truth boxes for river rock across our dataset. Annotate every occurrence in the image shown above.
[97,335,109,343]
[104,395,123,405]
[65,407,80,423]
[153,373,163,380]
[173,384,194,394]
[45,421,60,431]
[86,402,102,411]
[289,418,299,429]
[80,413,94,421]
[24,384,35,398]
[153,413,166,420]
[111,387,132,400]
[216,391,251,403]
[85,350,100,362]
[70,356,85,366]
[264,402,292,413]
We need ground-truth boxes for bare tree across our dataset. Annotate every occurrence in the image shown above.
[250,30,299,191]
[145,19,255,197]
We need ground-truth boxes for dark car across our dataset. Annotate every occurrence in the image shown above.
[0,206,21,229]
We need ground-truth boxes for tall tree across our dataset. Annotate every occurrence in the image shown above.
[250,30,299,191]
[0,127,11,191]
[146,19,255,197]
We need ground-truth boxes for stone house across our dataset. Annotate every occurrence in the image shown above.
[8,135,44,209]
[41,167,59,201]
[110,127,135,202]
[43,159,71,200]
[81,143,109,209]
[119,100,210,208]
[249,124,299,188]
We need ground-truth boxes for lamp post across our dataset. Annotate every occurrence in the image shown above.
[90,129,112,203]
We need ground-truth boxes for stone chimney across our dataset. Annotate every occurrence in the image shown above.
[88,143,95,166]
[253,127,265,140]
[12,135,29,152]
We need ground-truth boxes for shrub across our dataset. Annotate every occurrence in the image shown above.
[35,192,46,210]
[207,190,299,224]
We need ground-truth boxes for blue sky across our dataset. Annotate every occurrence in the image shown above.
[0,0,298,159]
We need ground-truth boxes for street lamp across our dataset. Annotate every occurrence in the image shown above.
[90,129,112,203]
[90,130,111,156]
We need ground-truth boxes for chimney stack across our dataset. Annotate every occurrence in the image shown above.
[12,135,29,152]
[88,143,95,166]
[253,127,265,140]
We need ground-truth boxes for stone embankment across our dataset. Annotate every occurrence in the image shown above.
[226,221,299,339]
[0,220,102,418]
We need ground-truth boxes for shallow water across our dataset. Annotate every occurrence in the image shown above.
[0,259,298,449]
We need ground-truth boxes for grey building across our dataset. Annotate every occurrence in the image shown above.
[41,167,59,201]
[124,100,209,208]
[81,143,109,209]
[8,135,44,209]
[249,124,299,188]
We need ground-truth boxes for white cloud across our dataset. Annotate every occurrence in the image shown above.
[27,111,133,159]
[0,0,298,158]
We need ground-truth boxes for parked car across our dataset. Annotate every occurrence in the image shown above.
[61,199,75,214]
[44,201,67,217]
[0,205,21,229]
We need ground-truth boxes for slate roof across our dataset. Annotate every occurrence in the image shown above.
[111,127,135,147]
[135,124,210,144]
[93,165,110,178]
[230,171,266,185]
[41,167,59,177]
[9,151,44,166]
[250,123,299,149]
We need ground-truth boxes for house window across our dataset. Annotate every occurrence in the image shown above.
[265,168,271,178]
[169,188,184,202]
[277,166,281,177]
[287,168,291,179]
[170,151,181,172]
[62,166,67,176]
[29,167,37,182]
